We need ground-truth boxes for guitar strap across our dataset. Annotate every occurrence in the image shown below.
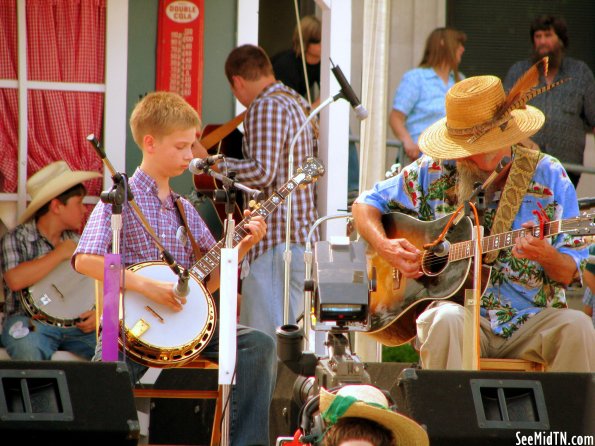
[199,111,246,151]
[175,197,204,260]
[484,144,542,264]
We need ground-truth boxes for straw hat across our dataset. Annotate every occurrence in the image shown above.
[18,161,101,224]
[418,75,545,160]
[320,385,429,446]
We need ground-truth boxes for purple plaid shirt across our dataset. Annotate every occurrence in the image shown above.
[222,81,319,262]
[1,220,80,317]
[74,168,215,270]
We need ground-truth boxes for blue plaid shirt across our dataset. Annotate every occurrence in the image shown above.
[74,168,215,270]
[392,67,461,144]
[1,220,80,317]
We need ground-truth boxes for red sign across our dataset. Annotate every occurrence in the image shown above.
[156,0,204,113]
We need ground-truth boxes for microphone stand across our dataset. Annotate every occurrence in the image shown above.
[204,168,264,205]
[204,166,260,446]
[460,156,511,370]
[87,135,129,362]
[283,92,346,325]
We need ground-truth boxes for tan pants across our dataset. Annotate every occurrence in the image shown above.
[416,302,595,372]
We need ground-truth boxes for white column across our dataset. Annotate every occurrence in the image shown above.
[316,0,350,240]
[105,0,129,175]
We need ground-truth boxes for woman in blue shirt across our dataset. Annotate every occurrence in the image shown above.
[390,27,466,162]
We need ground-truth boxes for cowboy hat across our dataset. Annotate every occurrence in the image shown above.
[18,161,101,224]
[419,75,545,160]
[320,385,429,446]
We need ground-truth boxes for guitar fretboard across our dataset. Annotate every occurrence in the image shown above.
[449,219,563,261]
[189,175,303,281]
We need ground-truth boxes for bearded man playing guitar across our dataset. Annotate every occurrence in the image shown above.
[352,71,594,372]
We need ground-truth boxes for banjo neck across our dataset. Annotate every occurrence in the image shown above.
[189,157,324,282]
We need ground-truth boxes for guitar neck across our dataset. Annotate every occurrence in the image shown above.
[450,219,564,261]
[189,179,299,281]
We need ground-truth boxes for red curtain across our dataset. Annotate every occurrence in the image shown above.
[0,0,105,196]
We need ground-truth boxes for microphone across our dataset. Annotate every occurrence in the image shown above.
[331,63,368,120]
[173,268,190,300]
[468,156,511,203]
[429,240,450,257]
[188,154,224,174]
[482,156,511,188]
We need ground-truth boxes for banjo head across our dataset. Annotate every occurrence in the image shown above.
[122,261,216,366]
[24,260,96,327]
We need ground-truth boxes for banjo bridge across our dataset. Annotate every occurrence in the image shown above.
[145,305,165,323]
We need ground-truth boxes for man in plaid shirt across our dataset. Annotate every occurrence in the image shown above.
[194,44,319,340]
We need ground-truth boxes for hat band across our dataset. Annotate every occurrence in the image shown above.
[446,112,513,144]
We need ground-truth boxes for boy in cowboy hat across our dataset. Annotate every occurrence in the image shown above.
[73,91,276,446]
[309,384,428,446]
[0,161,101,360]
[352,74,593,372]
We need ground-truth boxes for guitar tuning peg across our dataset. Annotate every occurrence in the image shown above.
[248,200,260,209]
[299,184,308,190]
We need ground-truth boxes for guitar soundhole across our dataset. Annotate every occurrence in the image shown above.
[421,251,448,276]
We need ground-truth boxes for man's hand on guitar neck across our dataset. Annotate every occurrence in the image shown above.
[352,203,423,278]
[512,220,578,286]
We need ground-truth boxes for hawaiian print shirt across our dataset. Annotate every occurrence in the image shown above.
[357,147,588,337]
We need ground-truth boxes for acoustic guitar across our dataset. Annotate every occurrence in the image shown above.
[365,211,595,347]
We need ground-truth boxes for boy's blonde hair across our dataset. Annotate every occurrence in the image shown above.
[129,91,201,148]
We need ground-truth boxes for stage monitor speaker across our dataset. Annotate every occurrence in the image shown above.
[0,360,139,444]
[396,368,594,446]
[148,367,219,445]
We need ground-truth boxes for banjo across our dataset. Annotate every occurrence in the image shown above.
[121,157,325,368]
[20,260,96,327]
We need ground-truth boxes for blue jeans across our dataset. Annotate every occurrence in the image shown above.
[240,243,306,340]
[1,314,96,360]
[96,324,276,446]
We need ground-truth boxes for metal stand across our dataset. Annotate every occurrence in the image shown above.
[314,326,370,391]
[215,181,241,446]
[100,176,127,362]
[283,92,348,326]
[303,213,351,354]
[87,135,130,363]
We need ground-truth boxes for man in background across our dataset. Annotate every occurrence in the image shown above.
[504,14,595,187]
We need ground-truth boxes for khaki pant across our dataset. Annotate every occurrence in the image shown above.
[416,302,595,372]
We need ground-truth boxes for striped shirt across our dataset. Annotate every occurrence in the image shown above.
[74,168,215,270]
[222,81,319,262]
[1,220,80,317]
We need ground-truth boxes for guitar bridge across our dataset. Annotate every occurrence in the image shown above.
[392,268,401,291]
[130,318,150,338]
